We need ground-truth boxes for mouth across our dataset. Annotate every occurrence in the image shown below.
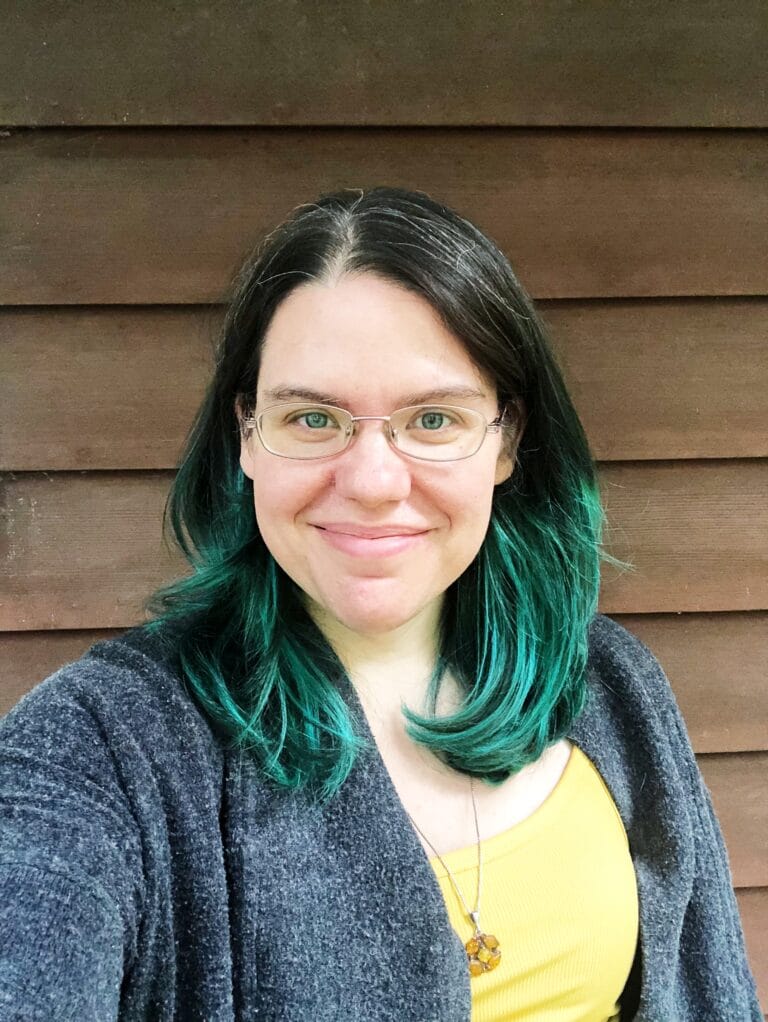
[312,524,429,558]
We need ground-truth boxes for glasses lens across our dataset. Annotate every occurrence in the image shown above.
[390,405,486,461]
[259,403,350,459]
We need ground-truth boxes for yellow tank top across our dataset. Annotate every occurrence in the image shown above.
[428,745,638,1022]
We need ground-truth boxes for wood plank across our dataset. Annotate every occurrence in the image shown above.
[701,754,768,889]
[3,614,766,755]
[2,463,767,630]
[599,461,768,614]
[545,299,768,462]
[0,2,765,127]
[3,299,768,471]
[2,130,766,304]
[0,471,182,631]
[0,307,216,470]
[613,613,768,754]
[737,888,768,1011]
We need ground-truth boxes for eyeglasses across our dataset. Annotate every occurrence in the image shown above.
[241,402,509,462]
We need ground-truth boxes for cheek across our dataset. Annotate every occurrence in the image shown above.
[452,457,502,508]
[431,464,499,540]
[250,460,328,538]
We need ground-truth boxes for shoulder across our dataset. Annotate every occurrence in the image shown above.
[2,623,223,779]
[576,613,696,777]
[588,612,663,680]
[586,613,678,715]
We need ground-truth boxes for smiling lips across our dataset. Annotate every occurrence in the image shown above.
[313,523,430,558]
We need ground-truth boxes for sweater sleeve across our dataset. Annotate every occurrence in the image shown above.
[663,679,763,1020]
[0,666,146,1021]
[587,615,763,1021]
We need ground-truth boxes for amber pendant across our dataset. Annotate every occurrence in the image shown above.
[465,932,501,977]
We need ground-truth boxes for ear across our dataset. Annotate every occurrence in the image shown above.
[494,449,514,486]
[494,400,526,486]
[235,398,257,481]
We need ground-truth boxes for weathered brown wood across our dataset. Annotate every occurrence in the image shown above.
[0,629,116,716]
[545,299,768,462]
[3,614,766,755]
[599,460,768,614]
[2,130,766,304]
[703,754,768,889]
[0,471,183,630]
[737,888,768,1009]
[0,307,216,470]
[3,299,768,471]
[0,2,765,127]
[2,463,766,629]
[613,613,768,754]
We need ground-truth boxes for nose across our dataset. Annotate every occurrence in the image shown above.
[332,420,412,506]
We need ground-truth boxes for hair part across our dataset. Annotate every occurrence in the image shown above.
[147,186,604,801]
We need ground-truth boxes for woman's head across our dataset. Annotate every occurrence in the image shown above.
[240,271,517,639]
[151,186,603,797]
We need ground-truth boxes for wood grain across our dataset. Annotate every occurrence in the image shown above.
[545,299,768,462]
[2,462,767,627]
[599,460,768,614]
[3,299,767,471]
[0,471,182,631]
[0,2,765,127]
[0,307,217,470]
[614,613,768,754]
[2,130,767,304]
[701,753,768,889]
[3,614,766,753]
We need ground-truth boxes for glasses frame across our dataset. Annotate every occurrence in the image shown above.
[241,402,510,463]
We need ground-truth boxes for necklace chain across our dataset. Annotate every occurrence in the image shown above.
[406,777,502,977]
[407,777,482,926]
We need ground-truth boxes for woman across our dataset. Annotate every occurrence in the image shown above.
[0,187,760,1020]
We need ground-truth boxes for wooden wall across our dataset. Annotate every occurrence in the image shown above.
[1,1,766,1007]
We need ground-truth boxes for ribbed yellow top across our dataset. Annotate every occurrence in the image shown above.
[429,746,638,1022]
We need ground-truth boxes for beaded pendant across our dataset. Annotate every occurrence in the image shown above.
[466,931,502,977]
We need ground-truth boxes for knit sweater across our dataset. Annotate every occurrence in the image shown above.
[0,615,760,1021]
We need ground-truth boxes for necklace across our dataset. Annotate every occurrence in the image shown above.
[407,778,502,977]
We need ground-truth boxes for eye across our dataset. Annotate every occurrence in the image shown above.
[419,411,447,430]
[302,411,331,429]
[283,407,344,432]
[410,408,460,431]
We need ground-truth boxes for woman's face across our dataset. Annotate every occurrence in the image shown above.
[240,273,515,637]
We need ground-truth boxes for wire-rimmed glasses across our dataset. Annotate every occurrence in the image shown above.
[241,402,509,462]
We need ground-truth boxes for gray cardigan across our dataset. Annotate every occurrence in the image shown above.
[0,615,760,1020]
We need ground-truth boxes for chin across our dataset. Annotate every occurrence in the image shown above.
[330,603,420,637]
[310,581,439,639]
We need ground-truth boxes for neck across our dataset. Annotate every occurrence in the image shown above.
[309,599,444,718]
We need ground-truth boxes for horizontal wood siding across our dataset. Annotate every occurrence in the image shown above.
[0,1,765,127]
[2,130,767,304]
[613,614,768,754]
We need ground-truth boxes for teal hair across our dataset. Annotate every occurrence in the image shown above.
[147,187,606,801]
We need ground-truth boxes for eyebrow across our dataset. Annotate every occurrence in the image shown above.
[262,385,489,407]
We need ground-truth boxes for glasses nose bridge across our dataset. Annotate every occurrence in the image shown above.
[346,413,398,451]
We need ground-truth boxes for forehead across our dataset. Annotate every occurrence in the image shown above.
[257,274,494,408]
